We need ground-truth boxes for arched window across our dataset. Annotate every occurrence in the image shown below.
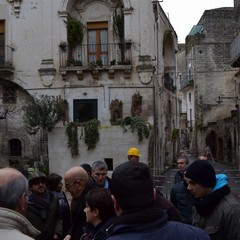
[9,139,22,156]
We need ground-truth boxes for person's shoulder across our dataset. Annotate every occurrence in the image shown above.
[221,193,240,210]
[167,221,210,239]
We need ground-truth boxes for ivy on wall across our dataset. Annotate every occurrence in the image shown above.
[65,119,100,157]
[84,119,100,150]
[65,122,79,158]
[118,116,152,142]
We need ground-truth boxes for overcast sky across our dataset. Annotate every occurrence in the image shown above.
[160,0,234,43]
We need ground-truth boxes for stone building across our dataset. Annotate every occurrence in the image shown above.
[0,0,178,176]
[230,0,240,167]
[179,6,240,166]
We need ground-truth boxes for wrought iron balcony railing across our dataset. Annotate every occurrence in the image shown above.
[0,45,15,79]
[0,45,14,67]
[59,42,132,68]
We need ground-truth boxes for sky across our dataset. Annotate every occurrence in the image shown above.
[160,0,234,43]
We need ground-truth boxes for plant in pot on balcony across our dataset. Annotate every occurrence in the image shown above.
[113,5,125,63]
[65,18,84,64]
[59,41,67,52]
[96,59,103,68]
[110,59,116,66]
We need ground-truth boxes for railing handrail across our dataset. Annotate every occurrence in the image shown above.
[59,42,132,68]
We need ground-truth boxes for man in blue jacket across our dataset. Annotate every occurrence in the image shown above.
[106,161,210,240]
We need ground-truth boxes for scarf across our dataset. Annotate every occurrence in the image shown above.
[192,185,230,217]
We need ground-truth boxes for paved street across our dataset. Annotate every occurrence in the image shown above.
[153,153,240,199]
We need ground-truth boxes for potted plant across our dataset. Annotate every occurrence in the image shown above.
[110,59,116,66]
[96,59,103,68]
[59,41,67,52]
[113,5,125,63]
[65,18,84,63]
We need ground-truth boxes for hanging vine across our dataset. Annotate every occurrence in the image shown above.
[84,119,100,150]
[118,116,152,142]
[65,122,79,158]
[65,119,100,156]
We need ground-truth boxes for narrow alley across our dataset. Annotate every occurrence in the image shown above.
[153,153,240,199]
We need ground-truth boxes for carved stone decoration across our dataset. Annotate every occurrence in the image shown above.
[108,69,115,79]
[131,92,142,116]
[38,59,56,87]
[110,99,123,125]
[76,70,83,80]
[91,69,100,80]
[8,0,22,18]
[136,64,155,84]
[60,70,67,81]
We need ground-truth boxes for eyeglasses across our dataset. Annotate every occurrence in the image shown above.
[65,179,79,189]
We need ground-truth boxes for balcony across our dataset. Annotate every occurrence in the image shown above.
[231,30,240,67]
[0,45,15,80]
[180,75,194,90]
[59,42,132,80]
[164,73,176,92]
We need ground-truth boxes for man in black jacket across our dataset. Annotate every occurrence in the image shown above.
[64,166,95,240]
[106,161,210,240]
[26,170,62,240]
[174,155,189,183]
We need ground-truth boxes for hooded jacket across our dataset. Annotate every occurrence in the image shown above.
[192,174,240,240]
[0,207,40,240]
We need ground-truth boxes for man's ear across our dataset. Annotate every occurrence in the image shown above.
[93,208,99,217]
[111,195,122,216]
[16,193,28,215]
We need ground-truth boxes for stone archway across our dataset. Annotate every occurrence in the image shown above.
[206,130,217,158]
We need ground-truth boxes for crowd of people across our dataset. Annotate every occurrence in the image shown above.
[0,147,239,240]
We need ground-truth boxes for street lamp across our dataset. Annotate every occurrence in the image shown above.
[216,96,240,168]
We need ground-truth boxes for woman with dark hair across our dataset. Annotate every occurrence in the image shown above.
[46,173,71,239]
[81,188,116,240]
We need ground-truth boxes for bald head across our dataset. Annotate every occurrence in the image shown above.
[0,168,23,186]
[64,166,89,183]
[0,167,28,214]
[64,166,90,199]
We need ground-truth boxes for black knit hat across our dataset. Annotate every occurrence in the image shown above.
[184,160,216,188]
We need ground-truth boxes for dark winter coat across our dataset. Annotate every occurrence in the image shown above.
[26,190,62,240]
[105,207,210,240]
[67,181,95,240]
[81,216,116,240]
[174,170,184,184]
[155,190,182,221]
[51,190,71,238]
[170,181,192,224]
[192,180,240,240]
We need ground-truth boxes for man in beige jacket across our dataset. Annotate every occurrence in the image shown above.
[0,167,40,240]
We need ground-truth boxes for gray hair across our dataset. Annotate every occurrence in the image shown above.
[0,175,28,210]
[92,161,108,171]
[177,155,189,165]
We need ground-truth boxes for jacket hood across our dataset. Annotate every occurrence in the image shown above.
[212,174,229,192]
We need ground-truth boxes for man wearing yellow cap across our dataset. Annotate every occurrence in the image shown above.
[127,147,141,162]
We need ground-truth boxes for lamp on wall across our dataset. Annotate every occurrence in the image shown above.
[216,96,239,105]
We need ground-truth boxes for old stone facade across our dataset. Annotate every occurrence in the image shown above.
[0,0,178,176]
[179,6,240,166]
